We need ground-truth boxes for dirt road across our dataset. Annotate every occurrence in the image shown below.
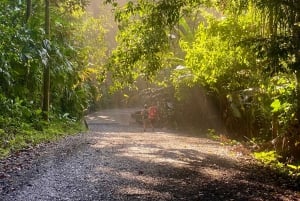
[1,108,299,200]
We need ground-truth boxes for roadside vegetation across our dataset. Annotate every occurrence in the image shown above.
[104,0,300,178]
[0,1,104,158]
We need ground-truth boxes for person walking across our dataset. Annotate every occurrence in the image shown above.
[148,104,158,132]
[141,104,149,132]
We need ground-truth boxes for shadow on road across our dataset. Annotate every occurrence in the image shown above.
[83,110,300,201]
[1,108,299,201]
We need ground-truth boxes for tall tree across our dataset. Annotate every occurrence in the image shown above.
[42,0,50,120]
[26,0,32,22]
[293,1,300,120]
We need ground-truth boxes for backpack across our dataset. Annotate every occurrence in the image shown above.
[148,106,158,119]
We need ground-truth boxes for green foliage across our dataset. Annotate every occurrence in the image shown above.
[0,118,85,159]
[177,12,259,92]
[262,81,293,137]
[254,151,300,177]
[0,0,106,157]
[0,1,107,118]
[287,164,300,177]
[254,151,280,165]
[166,2,298,146]
[0,92,86,158]
[105,0,214,88]
[207,129,239,145]
[0,2,43,99]
[206,129,220,140]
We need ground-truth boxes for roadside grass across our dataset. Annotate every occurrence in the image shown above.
[206,128,238,145]
[206,129,300,179]
[254,151,300,178]
[0,119,86,159]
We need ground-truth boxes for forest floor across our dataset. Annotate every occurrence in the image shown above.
[0,108,299,201]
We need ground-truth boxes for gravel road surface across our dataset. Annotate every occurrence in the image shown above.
[0,108,299,201]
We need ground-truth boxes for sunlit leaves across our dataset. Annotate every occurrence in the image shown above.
[106,0,215,88]
[53,0,90,13]
[50,11,108,116]
[254,151,279,165]
[179,14,259,94]
[0,0,108,118]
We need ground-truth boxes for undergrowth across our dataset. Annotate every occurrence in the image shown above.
[207,129,300,178]
[0,119,86,159]
[0,95,87,159]
[254,151,300,178]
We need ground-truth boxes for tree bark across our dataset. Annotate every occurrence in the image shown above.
[26,0,32,22]
[42,0,50,121]
[294,1,300,122]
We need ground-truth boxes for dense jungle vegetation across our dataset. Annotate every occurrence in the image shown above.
[1,0,300,173]
[0,0,106,157]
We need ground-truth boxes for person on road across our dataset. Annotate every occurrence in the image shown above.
[148,103,159,132]
[141,104,149,132]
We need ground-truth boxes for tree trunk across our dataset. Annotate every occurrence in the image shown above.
[26,0,32,22]
[294,2,300,122]
[42,0,50,121]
